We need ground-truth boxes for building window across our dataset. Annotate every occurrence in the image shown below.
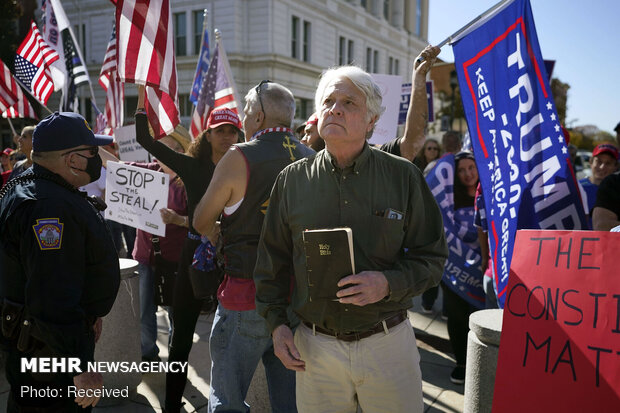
[193,10,205,55]
[347,40,354,65]
[178,94,192,117]
[125,96,138,123]
[360,0,367,8]
[292,16,299,59]
[373,50,379,73]
[416,0,422,36]
[295,98,313,121]
[366,47,372,72]
[384,0,391,20]
[339,37,354,65]
[174,12,187,56]
[303,21,311,62]
[388,57,400,75]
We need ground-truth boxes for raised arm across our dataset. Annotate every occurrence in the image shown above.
[399,45,440,162]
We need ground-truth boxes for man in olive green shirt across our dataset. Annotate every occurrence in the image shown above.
[254,54,447,412]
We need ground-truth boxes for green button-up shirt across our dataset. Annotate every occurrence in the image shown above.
[254,143,448,333]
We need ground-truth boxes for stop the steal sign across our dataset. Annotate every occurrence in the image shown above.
[493,230,620,412]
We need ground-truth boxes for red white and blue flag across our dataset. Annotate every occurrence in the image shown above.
[190,40,240,138]
[14,21,60,105]
[0,60,37,120]
[116,0,179,138]
[0,60,18,113]
[452,0,587,307]
[99,25,124,131]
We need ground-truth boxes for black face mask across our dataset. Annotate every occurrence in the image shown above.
[73,153,102,183]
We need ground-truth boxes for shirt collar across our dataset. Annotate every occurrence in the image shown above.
[324,142,371,174]
[250,127,294,141]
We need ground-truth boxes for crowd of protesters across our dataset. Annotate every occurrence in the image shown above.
[1,41,619,412]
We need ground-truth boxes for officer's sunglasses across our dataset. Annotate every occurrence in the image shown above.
[254,80,271,114]
[61,146,98,158]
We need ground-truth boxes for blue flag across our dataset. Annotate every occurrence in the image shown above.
[452,0,587,307]
[426,154,485,309]
[190,14,210,105]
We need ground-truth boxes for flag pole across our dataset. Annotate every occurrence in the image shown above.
[417,0,514,63]
[6,117,17,136]
[215,29,243,121]
[12,76,53,115]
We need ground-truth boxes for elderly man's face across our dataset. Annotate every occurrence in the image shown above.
[318,78,374,146]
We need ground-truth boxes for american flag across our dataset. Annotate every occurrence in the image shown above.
[189,41,240,138]
[116,0,179,138]
[0,60,17,112]
[0,60,37,120]
[14,21,60,105]
[99,25,124,131]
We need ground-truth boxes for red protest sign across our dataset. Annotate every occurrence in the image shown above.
[493,230,620,412]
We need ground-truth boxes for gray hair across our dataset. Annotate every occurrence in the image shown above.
[314,66,385,124]
[245,82,296,128]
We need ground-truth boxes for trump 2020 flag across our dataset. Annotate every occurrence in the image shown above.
[452,0,587,307]
[426,154,485,308]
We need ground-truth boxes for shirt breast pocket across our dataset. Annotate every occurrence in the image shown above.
[358,215,406,265]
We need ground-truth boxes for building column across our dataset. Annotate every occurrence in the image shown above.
[372,0,383,18]
[391,0,404,29]
[403,0,415,34]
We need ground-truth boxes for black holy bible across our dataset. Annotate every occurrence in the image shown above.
[302,227,355,301]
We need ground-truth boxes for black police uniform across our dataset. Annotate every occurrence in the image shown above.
[0,164,120,412]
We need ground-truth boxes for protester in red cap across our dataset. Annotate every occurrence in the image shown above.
[301,112,324,151]
[1,148,13,172]
[579,143,619,228]
[134,86,243,413]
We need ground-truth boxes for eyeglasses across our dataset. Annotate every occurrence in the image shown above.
[61,146,98,158]
[254,80,271,114]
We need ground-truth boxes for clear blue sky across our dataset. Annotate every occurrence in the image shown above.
[428,0,619,134]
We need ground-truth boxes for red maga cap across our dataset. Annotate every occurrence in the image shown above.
[592,143,619,160]
[206,108,242,130]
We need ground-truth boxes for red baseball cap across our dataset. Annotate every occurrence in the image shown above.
[206,108,242,131]
[306,113,318,126]
[592,144,619,160]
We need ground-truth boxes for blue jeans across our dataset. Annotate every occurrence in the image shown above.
[139,263,172,359]
[208,305,297,413]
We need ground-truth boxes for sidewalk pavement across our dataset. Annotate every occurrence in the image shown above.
[0,291,464,413]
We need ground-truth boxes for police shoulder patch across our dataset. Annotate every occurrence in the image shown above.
[32,218,64,250]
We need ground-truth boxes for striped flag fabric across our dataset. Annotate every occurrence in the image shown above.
[0,60,18,113]
[189,39,240,138]
[190,9,210,105]
[116,0,179,138]
[99,25,124,131]
[0,60,37,120]
[14,21,60,105]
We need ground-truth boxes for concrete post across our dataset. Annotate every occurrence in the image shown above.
[464,309,503,413]
[94,258,142,406]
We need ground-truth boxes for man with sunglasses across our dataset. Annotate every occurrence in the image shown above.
[0,112,120,412]
[194,81,314,412]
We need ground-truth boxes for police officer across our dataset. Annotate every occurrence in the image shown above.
[0,112,121,412]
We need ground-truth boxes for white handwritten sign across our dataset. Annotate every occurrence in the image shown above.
[104,162,169,236]
[369,74,402,146]
[114,125,151,163]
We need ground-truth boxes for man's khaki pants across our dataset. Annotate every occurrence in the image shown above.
[294,319,423,413]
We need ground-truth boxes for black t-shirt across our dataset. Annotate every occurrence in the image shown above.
[379,137,401,157]
[594,171,620,218]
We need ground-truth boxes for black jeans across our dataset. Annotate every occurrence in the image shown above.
[441,282,476,366]
[165,238,204,413]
